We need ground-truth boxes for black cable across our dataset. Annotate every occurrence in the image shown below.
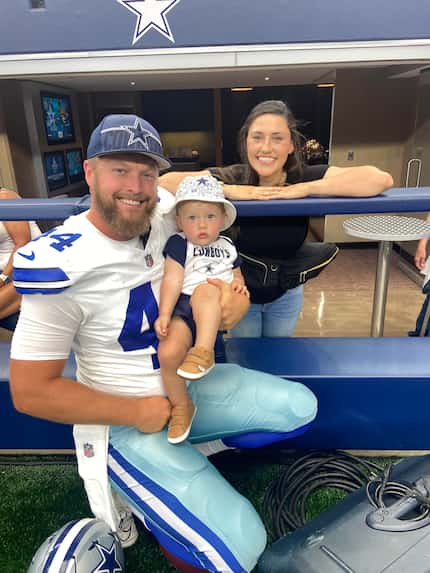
[262,450,384,539]
[365,463,430,522]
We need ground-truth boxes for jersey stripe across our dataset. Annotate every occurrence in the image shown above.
[13,267,71,293]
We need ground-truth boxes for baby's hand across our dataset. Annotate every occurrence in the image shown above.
[231,280,250,297]
[155,316,170,339]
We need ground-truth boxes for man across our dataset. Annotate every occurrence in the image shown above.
[9,114,317,573]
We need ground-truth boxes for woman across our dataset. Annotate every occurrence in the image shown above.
[0,188,40,330]
[160,100,393,337]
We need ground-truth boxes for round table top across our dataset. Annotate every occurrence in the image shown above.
[343,215,430,241]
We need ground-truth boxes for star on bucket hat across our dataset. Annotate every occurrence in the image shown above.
[174,175,237,231]
[87,114,171,170]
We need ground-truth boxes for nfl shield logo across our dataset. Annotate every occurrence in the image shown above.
[145,254,154,267]
[83,443,94,458]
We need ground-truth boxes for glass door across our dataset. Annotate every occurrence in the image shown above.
[406,68,430,188]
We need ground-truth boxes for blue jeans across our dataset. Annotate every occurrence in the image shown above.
[409,294,430,336]
[230,285,304,338]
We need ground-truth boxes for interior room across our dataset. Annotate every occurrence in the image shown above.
[1,58,430,340]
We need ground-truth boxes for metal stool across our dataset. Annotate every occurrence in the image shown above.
[343,215,430,337]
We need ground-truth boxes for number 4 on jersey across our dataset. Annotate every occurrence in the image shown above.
[31,228,82,252]
[119,282,160,369]
[49,233,82,252]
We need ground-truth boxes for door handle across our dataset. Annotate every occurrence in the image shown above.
[405,158,422,187]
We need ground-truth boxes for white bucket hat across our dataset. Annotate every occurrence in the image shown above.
[173,175,237,231]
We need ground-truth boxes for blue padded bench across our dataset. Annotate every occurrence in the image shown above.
[0,342,76,451]
[224,337,430,451]
[2,337,430,451]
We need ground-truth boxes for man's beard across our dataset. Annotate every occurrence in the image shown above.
[92,185,156,240]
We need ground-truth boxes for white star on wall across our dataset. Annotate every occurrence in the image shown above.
[118,0,182,44]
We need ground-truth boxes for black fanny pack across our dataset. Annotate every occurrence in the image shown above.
[240,242,339,304]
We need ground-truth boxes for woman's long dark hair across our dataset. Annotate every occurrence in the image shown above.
[237,100,304,185]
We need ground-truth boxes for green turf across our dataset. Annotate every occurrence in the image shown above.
[0,452,393,572]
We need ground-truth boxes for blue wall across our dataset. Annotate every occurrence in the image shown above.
[0,0,429,55]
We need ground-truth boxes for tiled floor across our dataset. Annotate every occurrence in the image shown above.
[294,246,425,337]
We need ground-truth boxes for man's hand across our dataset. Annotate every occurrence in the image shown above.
[231,278,249,297]
[134,396,171,433]
[207,278,250,330]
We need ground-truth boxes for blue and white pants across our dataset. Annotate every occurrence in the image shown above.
[108,363,317,572]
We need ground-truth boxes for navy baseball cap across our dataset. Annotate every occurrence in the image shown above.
[86,114,171,170]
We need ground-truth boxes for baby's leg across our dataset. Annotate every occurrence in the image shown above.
[177,284,221,381]
[158,317,193,407]
[158,317,196,444]
[190,283,221,350]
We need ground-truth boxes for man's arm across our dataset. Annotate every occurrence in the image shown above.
[9,293,171,432]
[9,358,171,433]
[207,278,250,330]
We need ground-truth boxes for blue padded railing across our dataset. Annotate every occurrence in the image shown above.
[1,187,430,220]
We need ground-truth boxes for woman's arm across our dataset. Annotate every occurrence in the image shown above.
[0,189,32,279]
[159,170,211,195]
[2,220,32,278]
[415,212,430,270]
[160,165,393,201]
[159,170,285,201]
[276,165,394,199]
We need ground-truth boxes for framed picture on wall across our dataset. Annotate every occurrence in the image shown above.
[65,148,84,184]
[43,150,67,191]
[41,92,75,145]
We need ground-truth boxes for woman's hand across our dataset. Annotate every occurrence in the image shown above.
[224,184,287,201]
[207,278,249,330]
[415,241,428,270]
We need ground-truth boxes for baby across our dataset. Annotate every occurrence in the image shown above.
[155,175,248,443]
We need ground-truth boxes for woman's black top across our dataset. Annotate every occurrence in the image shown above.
[208,163,329,303]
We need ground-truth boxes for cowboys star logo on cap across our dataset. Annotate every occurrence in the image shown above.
[86,114,171,170]
[117,0,182,44]
[101,117,161,152]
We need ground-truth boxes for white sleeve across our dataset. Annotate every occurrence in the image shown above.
[10,293,82,360]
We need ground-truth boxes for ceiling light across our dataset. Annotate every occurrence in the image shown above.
[231,87,253,92]
[317,83,335,88]
[130,81,136,86]
[264,76,270,81]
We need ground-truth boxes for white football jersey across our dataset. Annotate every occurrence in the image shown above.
[164,233,239,295]
[11,189,176,397]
